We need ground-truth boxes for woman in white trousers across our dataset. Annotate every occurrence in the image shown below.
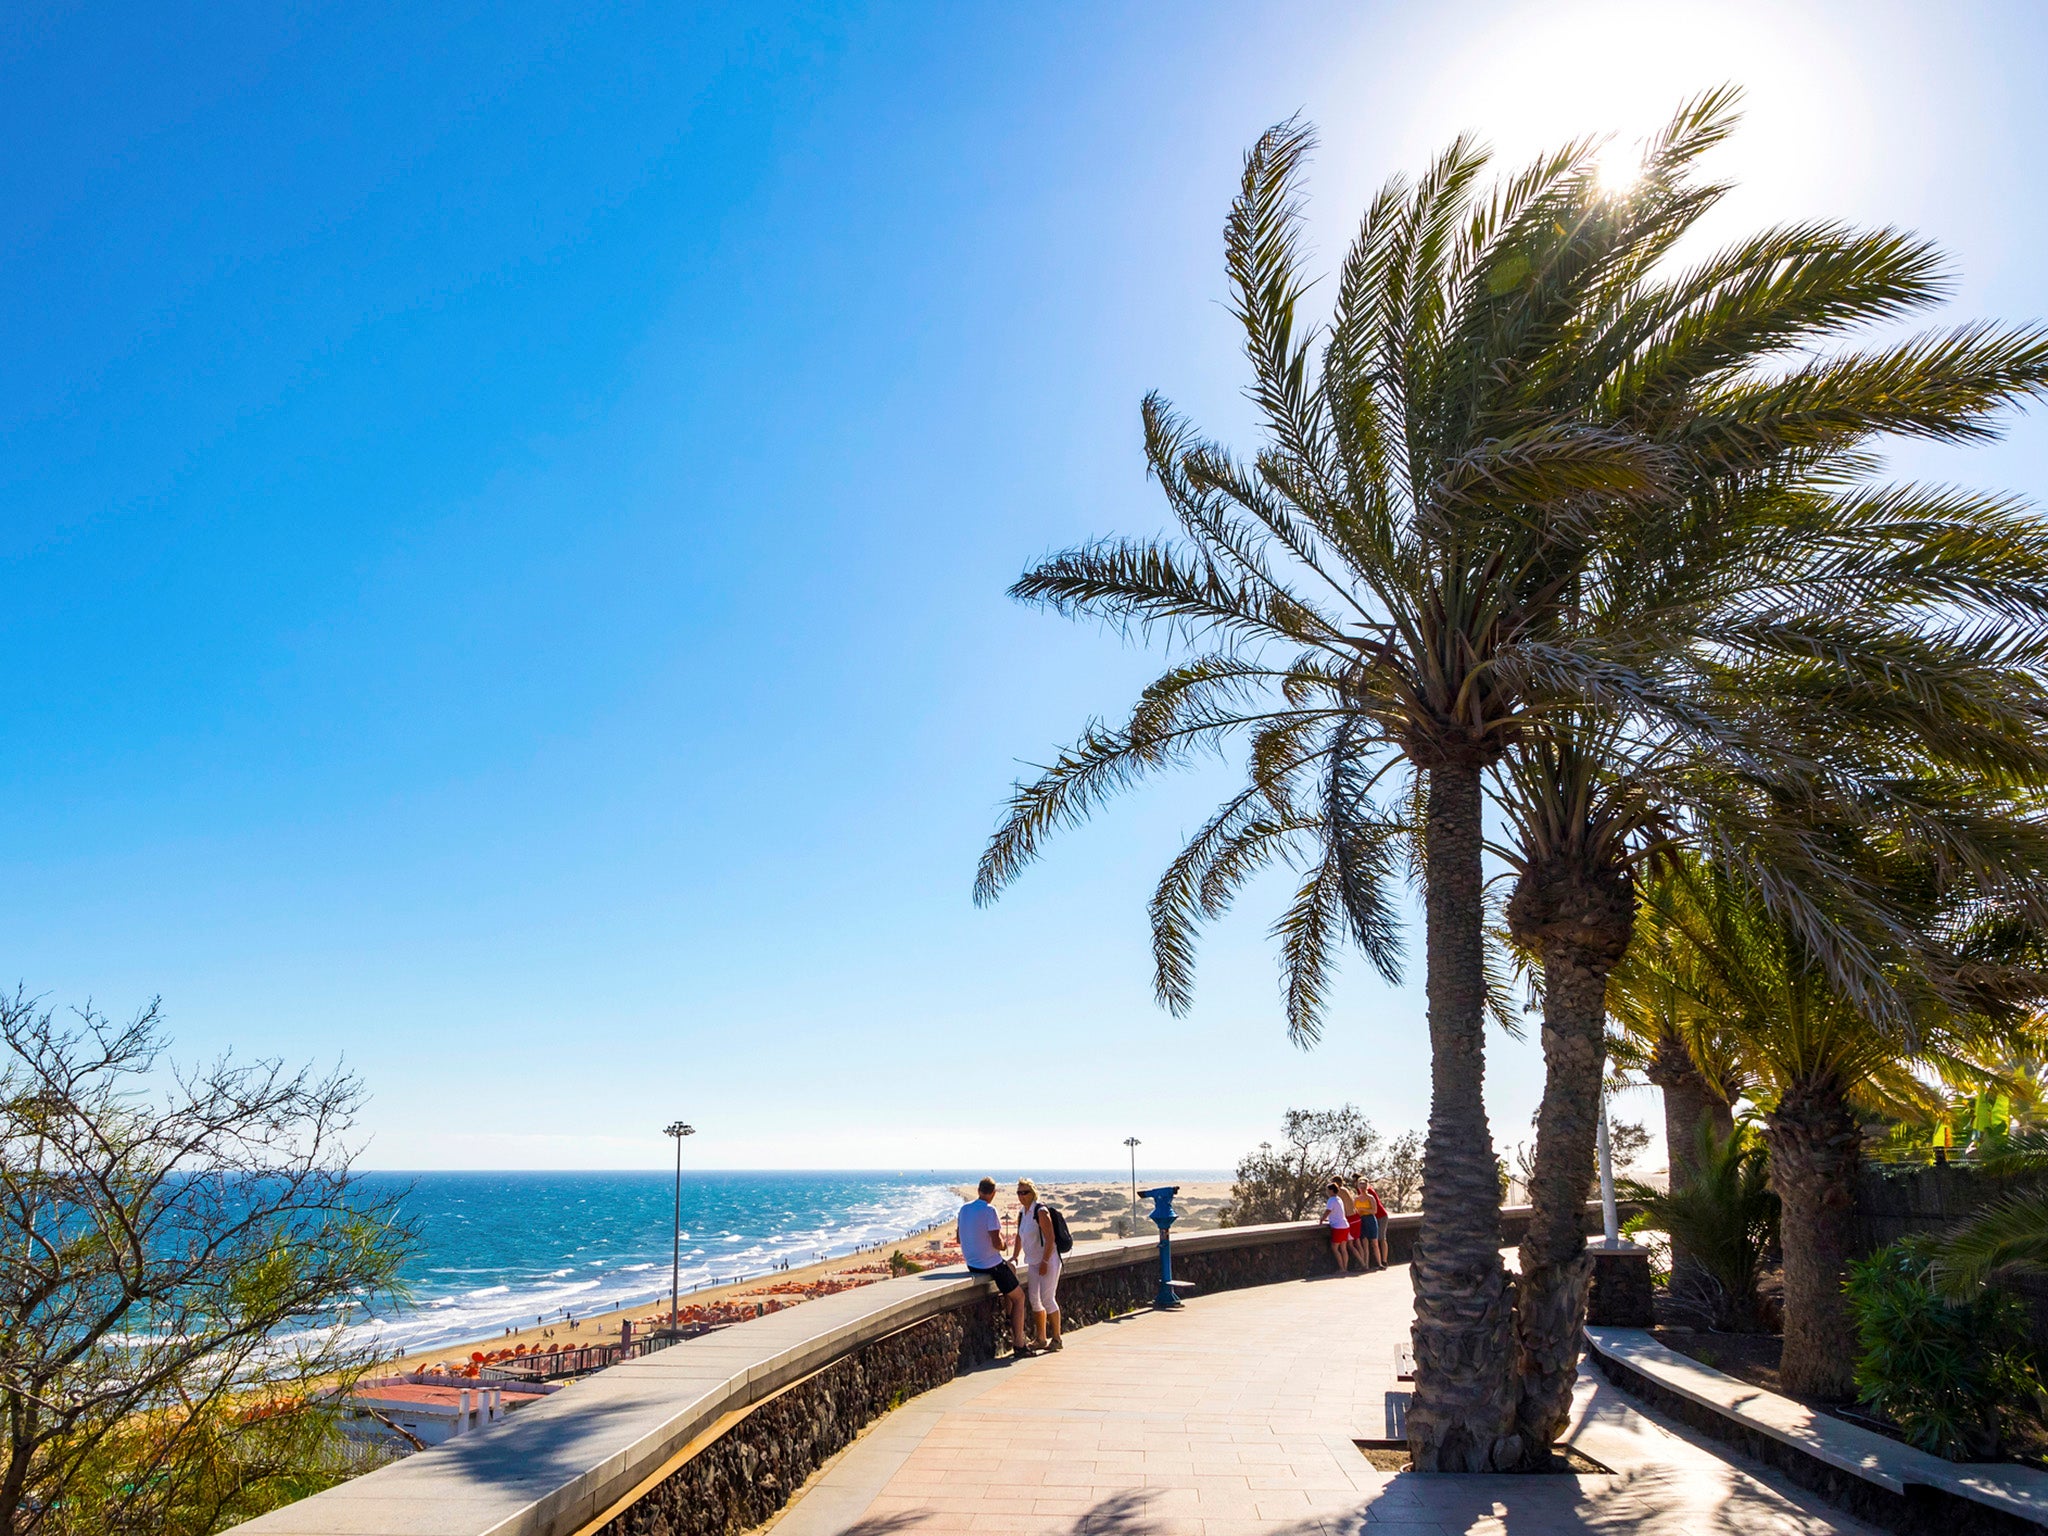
[1012,1178,1062,1352]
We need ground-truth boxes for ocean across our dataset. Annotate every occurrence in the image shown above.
[353,1170,966,1356]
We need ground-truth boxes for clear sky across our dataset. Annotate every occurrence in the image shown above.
[6,1,2046,1172]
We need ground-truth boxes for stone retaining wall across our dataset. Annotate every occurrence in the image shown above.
[599,1310,973,1536]
[591,1205,1633,1536]
[231,1204,1625,1536]
[594,1226,1336,1536]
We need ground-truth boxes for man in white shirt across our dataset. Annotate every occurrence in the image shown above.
[957,1177,1030,1352]
[1324,1181,1354,1274]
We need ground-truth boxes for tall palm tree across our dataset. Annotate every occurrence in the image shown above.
[1625,854,2048,1397]
[1609,926,1744,1190]
[1494,595,2048,1442]
[977,94,2048,1463]
[976,119,1674,1471]
[1607,912,1745,1297]
[975,108,1748,1468]
[1456,95,2048,1441]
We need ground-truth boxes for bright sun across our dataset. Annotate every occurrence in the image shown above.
[1592,138,1644,196]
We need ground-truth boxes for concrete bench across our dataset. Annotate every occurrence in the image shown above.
[1586,1325,2048,1532]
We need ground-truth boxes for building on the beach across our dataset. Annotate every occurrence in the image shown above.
[339,1376,559,1450]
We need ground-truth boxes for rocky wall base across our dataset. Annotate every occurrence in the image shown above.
[601,1233,1330,1536]
[600,1308,983,1536]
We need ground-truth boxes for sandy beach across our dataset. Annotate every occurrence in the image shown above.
[397,1176,1236,1374]
[963,1177,1236,1242]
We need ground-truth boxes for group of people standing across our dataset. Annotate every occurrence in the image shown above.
[1324,1178,1389,1273]
[956,1177,1063,1355]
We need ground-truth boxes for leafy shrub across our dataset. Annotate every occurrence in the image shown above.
[1221,1107,1418,1225]
[1620,1119,1777,1330]
[1845,1241,2042,1460]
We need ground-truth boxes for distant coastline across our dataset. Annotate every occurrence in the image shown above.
[369,1169,1234,1372]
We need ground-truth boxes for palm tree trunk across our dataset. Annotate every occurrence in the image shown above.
[1512,947,1604,1458]
[1406,761,1520,1473]
[1762,1076,1860,1399]
[1647,1031,1732,1299]
[1650,1032,1722,1188]
[1507,857,1633,1462]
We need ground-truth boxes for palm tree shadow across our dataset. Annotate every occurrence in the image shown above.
[1036,1464,1849,1536]
[827,1515,943,1536]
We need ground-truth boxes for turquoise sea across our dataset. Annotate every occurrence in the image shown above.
[353,1170,965,1355]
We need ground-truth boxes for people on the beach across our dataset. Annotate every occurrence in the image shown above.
[1324,1181,1353,1273]
[1012,1178,1062,1353]
[958,1176,1030,1351]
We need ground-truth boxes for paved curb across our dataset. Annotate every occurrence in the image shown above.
[1586,1325,2048,1535]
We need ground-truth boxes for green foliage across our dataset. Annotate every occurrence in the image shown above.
[1221,1106,1416,1225]
[1926,1179,2048,1299]
[1846,1241,2042,1460]
[1620,1120,1777,1329]
[48,1399,395,1536]
[0,992,418,1536]
[1609,1120,1652,1172]
[886,1249,924,1277]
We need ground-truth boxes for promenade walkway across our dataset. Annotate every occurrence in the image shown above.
[763,1264,1876,1536]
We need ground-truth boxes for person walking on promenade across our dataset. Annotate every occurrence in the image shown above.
[958,1177,1031,1353]
[1011,1178,1063,1352]
[1323,1181,1353,1274]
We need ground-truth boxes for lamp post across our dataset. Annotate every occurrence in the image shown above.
[665,1121,696,1331]
[1123,1137,1141,1233]
[1595,1096,1619,1248]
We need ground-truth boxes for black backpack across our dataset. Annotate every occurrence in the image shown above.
[1042,1203,1073,1254]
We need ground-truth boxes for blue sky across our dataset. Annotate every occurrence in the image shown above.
[5,1,2046,1170]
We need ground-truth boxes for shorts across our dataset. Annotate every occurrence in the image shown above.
[1360,1215,1380,1241]
[970,1261,1020,1295]
[1329,1226,1351,1246]
[1348,1218,1364,1242]
[1025,1258,1061,1313]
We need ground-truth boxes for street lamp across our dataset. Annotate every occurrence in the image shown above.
[1595,1097,1619,1248]
[665,1121,696,1331]
[1123,1137,1141,1232]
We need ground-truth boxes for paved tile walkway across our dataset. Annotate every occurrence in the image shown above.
[764,1265,1877,1536]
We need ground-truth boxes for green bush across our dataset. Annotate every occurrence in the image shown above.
[1845,1241,2042,1460]
[1619,1119,1777,1330]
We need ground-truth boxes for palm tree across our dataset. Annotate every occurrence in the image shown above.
[1608,924,1744,1190]
[1495,614,2048,1439]
[1618,1118,1778,1329]
[973,107,1746,1466]
[1625,855,2048,1397]
[977,94,2048,1463]
[1458,98,2048,1441]
[977,115,1674,1471]
[1607,914,1746,1299]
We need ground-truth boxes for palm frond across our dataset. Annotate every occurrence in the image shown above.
[1927,1185,2048,1297]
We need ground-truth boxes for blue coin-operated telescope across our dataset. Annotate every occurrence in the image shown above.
[1137,1186,1187,1309]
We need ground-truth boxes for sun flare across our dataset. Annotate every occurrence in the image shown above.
[1592,137,1644,196]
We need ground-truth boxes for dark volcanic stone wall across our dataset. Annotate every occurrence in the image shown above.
[599,1309,985,1536]
[596,1210,1630,1536]
[600,1231,1329,1536]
